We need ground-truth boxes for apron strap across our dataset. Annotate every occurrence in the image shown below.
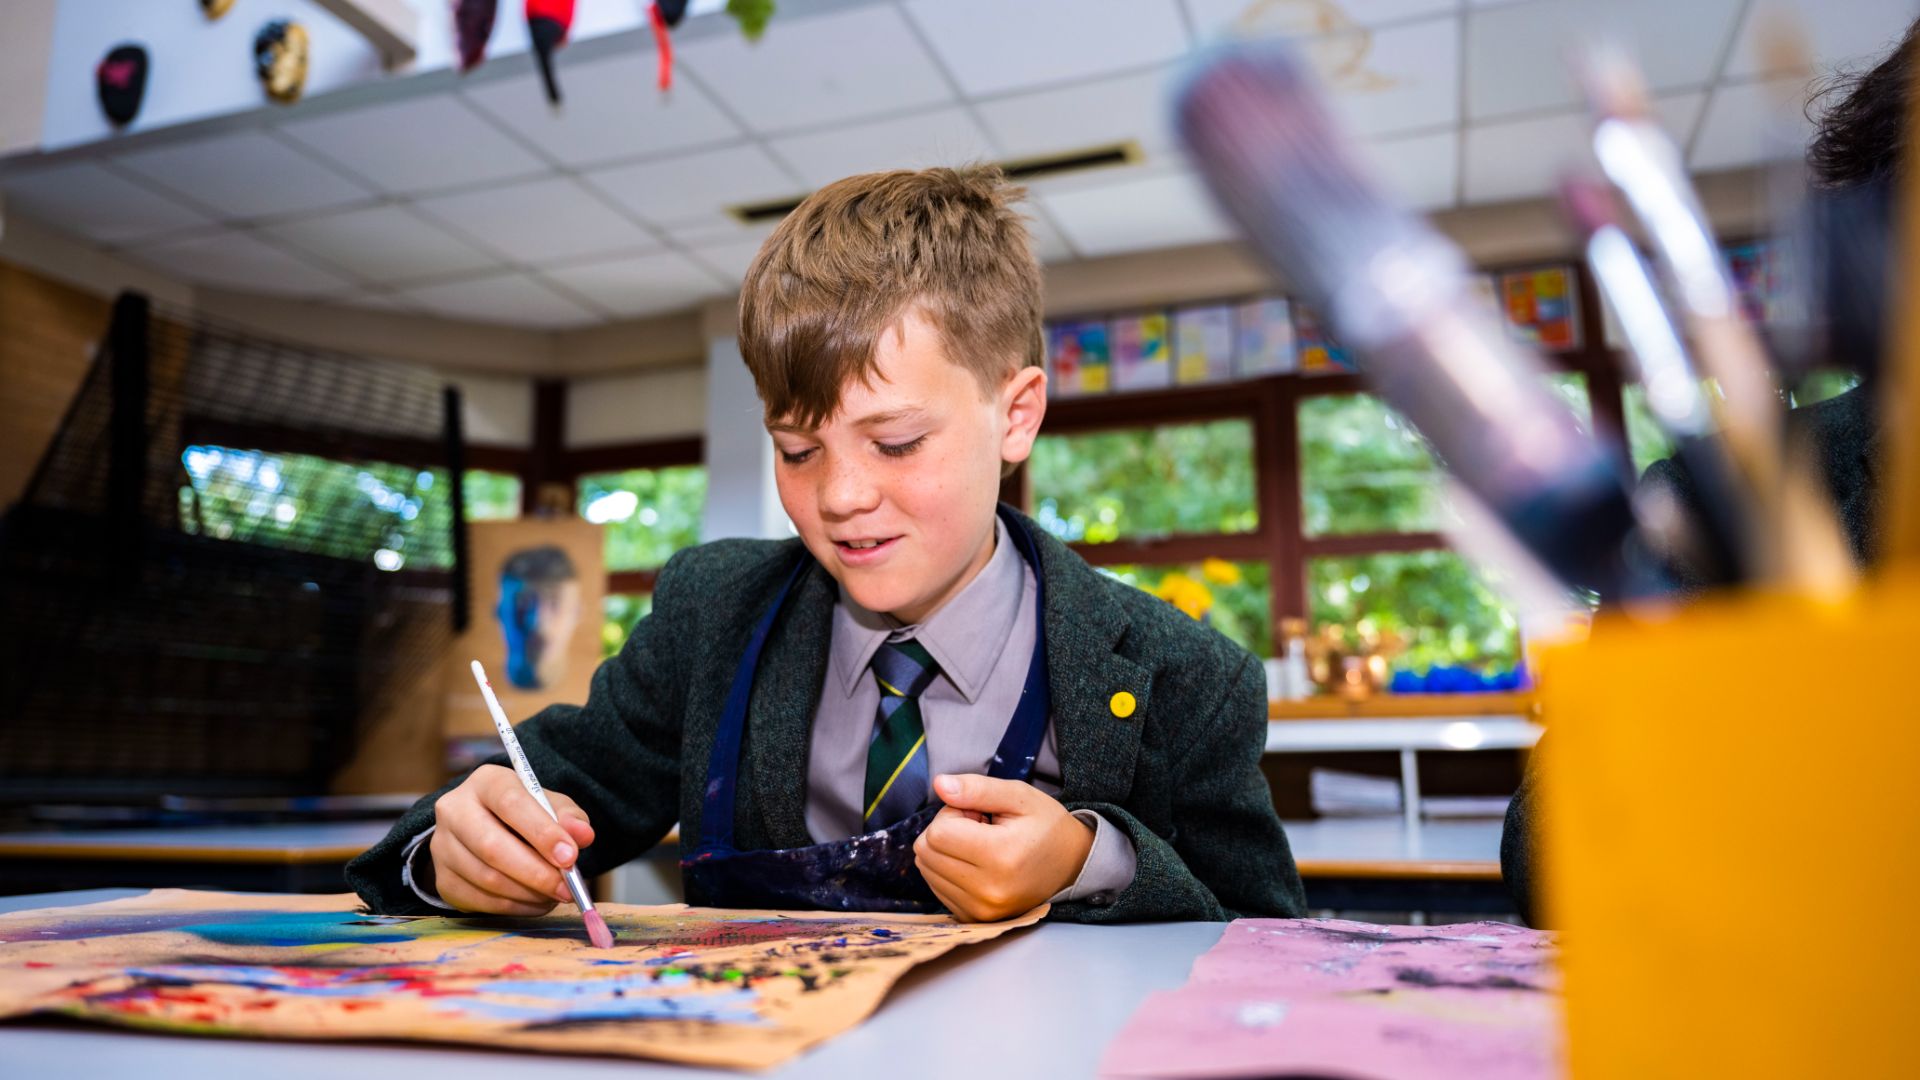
[697,554,811,854]
[984,506,1051,781]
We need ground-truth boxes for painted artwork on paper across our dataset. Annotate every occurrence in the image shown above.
[0,890,1042,1069]
[1101,918,1560,1080]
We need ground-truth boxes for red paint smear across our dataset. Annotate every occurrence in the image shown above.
[341,1001,378,1011]
[244,1000,279,1010]
[24,961,52,969]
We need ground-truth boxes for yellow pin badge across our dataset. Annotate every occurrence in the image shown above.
[1109,691,1136,718]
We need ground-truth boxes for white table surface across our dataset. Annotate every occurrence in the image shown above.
[1265,717,1543,753]
[1282,816,1505,866]
[0,889,1223,1080]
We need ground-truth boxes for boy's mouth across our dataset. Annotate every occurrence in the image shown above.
[832,536,901,564]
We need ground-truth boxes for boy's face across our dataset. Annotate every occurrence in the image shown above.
[768,310,1046,625]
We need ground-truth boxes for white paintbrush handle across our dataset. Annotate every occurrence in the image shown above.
[469,660,596,915]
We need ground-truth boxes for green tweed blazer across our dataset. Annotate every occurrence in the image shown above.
[346,506,1306,923]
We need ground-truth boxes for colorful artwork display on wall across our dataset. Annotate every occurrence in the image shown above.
[1723,240,1789,326]
[1113,312,1173,391]
[1048,319,1111,397]
[0,890,1042,1069]
[1499,267,1580,352]
[1102,918,1560,1079]
[1234,298,1295,378]
[1291,301,1356,374]
[1174,305,1235,385]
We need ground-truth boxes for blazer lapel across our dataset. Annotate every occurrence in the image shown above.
[1024,512,1148,805]
[743,559,835,849]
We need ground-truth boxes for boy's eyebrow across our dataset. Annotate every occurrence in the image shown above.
[764,406,930,435]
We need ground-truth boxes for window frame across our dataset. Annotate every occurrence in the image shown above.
[1014,261,1630,656]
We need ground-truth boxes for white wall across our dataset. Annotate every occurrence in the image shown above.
[445,370,533,448]
[564,364,707,447]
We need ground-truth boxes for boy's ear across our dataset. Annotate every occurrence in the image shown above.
[998,365,1048,468]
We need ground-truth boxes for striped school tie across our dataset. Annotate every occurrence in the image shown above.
[863,638,940,830]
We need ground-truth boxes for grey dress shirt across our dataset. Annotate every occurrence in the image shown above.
[406,517,1136,908]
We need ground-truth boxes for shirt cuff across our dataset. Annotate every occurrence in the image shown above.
[401,826,458,911]
[1049,809,1137,907]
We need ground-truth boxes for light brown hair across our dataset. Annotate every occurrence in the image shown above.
[738,165,1045,429]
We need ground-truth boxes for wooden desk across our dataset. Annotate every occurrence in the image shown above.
[0,822,395,895]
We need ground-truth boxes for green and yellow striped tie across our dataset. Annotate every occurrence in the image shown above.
[863,638,939,830]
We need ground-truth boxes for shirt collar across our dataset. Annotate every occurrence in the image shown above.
[829,516,1025,703]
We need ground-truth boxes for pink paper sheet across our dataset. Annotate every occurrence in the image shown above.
[1101,918,1560,1079]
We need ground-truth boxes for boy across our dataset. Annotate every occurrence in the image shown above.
[347,166,1305,923]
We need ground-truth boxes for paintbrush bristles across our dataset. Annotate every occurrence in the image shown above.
[583,909,613,950]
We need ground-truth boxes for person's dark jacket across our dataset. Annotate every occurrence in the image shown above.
[348,506,1307,924]
[1501,386,1877,927]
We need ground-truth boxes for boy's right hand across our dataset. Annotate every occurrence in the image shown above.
[428,764,596,915]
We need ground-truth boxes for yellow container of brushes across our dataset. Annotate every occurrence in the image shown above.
[1541,576,1920,1077]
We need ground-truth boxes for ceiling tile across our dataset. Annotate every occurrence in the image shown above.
[685,238,771,291]
[412,176,659,265]
[400,273,600,328]
[1467,0,1743,120]
[460,51,742,168]
[1311,15,1462,138]
[1358,129,1460,211]
[660,217,780,249]
[113,131,376,222]
[1690,78,1817,173]
[769,108,998,189]
[975,67,1181,159]
[260,204,501,285]
[278,95,548,196]
[0,161,212,244]
[540,251,728,318]
[905,0,1190,97]
[1722,0,1915,81]
[128,231,357,296]
[585,143,798,230]
[675,6,953,134]
[1463,93,1703,204]
[1036,169,1236,257]
[1184,0,1460,41]
[1023,210,1077,263]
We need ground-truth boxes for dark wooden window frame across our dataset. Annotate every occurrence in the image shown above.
[553,435,705,597]
[1012,260,1627,649]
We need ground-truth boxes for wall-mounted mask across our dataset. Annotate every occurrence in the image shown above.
[253,20,309,105]
[96,43,149,127]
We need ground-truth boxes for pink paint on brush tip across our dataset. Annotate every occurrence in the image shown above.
[583,909,613,950]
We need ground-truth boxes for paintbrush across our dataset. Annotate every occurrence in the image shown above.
[1580,48,1855,594]
[1174,42,1654,599]
[470,659,613,949]
[1560,175,1755,585]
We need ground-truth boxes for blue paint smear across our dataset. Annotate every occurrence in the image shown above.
[586,959,638,966]
[446,986,765,1025]
[127,966,413,998]
[180,912,427,948]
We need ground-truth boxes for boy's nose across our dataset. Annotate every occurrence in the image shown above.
[818,456,882,518]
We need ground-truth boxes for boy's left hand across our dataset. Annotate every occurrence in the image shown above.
[912,773,1094,922]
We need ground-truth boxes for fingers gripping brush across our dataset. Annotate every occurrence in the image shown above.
[1175,45,1655,598]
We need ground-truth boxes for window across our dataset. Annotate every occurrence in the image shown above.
[463,469,522,521]
[1028,419,1257,543]
[602,593,653,658]
[1307,551,1520,674]
[1102,561,1273,657]
[1299,393,1444,537]
[577,465,707,572]
[178,445,454,570]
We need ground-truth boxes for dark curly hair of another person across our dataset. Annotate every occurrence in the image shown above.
[1806,18,1920,189]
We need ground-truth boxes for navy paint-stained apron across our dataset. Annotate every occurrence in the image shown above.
[680,506,1051,914]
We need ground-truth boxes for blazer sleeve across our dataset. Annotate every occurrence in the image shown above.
[1055,651,1307,923]
[345,549,696,915]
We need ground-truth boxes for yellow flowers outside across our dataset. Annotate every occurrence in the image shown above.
[1154,573,1215,621]
[1200,557,1242,585]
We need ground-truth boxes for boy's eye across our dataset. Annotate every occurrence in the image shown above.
[779,447,817,465]
[877,435,927,458]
